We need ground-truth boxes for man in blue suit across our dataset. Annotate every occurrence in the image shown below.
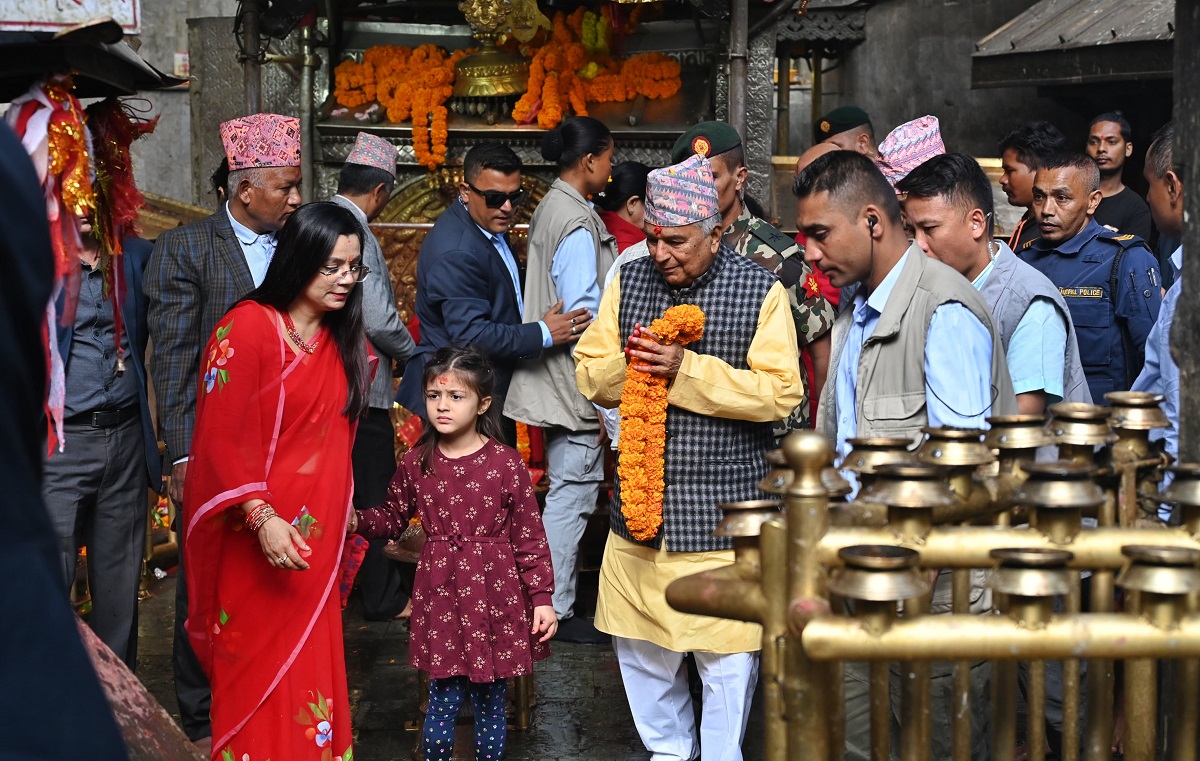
[397,141,592,440]
[43,219,160,672]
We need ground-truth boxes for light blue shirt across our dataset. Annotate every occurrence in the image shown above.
[473,214,553,348]
[551,227,603,318]
[225,202,277,287]
[1133,245,1182,514]
[973,260,1067,401]
[835,251,995,494]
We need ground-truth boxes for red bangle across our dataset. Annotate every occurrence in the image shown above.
[245,504,277,533]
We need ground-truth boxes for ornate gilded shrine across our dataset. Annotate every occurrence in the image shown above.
[314,8,721,330]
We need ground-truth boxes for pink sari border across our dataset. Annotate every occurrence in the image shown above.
[213,530,347,752]
[187,481,269,537]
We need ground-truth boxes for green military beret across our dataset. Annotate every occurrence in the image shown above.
[813,106,871,142]
[670,121,743,164]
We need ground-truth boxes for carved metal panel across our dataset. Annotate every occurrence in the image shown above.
[712,23,775,204]
[778,7,867,42]
[188,17,328,201]
[744,21,779,203]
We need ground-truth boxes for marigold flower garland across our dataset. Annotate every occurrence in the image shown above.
[332,44,467,169]
[330,13,683,147]
[617,304,705,541]
[510,10,680,129]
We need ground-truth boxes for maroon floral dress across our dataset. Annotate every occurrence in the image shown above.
[357,439,553,682]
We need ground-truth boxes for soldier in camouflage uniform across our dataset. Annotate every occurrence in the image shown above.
[671,122,835,432]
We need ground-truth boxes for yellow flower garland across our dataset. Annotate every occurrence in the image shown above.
[617,304,706,541]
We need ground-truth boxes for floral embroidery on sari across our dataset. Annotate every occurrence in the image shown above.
[295,691,351,761]
[205,318,236,393]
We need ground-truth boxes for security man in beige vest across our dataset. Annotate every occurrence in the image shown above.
[795,150,1017,760]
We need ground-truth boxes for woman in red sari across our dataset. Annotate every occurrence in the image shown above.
[595,160,652,254]
[184,201,372,761]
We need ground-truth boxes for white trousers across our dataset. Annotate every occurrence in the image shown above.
[613,635,759,761]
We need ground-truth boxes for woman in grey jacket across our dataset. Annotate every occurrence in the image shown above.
[505,116,618,643]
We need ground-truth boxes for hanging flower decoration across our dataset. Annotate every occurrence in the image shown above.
[7,76,97,453]
[511,11,681,128]
[329,9,682,150]
[332,45,469,170]
[617,304,706,541]
[333,58,373,108]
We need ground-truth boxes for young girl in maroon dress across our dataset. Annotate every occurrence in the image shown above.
[349,346,557,760]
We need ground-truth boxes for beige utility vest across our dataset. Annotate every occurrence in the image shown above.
[818,246,1018,618]
[816,245,1019,447]
[504,178,617,430]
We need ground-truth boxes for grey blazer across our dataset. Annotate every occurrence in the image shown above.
[145,209,255,465]
[331,194,415,410]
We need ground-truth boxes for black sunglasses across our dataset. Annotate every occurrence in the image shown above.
[466,181,527,209]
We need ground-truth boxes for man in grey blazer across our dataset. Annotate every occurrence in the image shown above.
[332,132,416,620]
[145,113,302,748]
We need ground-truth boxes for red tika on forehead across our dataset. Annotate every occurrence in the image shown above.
[436,376,450,385]
[653,225,663,237]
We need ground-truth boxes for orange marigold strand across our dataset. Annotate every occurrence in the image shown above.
[617,305,706,541]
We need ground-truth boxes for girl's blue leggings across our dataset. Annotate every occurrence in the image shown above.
[422,675,507,760]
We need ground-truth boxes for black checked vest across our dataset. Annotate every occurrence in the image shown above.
[612,247,778,552]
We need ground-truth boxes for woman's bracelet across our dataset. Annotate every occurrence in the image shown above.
[245,503,278,533]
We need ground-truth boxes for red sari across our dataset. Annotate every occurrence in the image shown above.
[598,209,648,254]
[184,302,355,761]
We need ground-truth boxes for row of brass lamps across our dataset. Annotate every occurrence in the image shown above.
[666,392,1200,761]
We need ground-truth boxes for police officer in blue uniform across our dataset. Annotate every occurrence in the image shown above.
[1018,152,1162,403]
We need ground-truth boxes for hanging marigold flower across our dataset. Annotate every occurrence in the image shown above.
[333,43,468,169]
[617,304,706,541]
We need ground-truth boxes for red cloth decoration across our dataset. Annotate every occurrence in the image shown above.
[85,98,158,374]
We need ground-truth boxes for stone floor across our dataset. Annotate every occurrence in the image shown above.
[134,572,766,761]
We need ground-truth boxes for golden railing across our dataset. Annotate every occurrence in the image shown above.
[666,392,1200,761]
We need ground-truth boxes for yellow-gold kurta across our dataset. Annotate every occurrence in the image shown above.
[574,272,802,652]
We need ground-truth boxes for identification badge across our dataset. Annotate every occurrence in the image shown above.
[1059,286,1104,298]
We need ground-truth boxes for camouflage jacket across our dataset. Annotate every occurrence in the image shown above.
[724,203,834,432]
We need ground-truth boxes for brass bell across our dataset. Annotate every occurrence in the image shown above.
[916,426,995,468]
[1106,391,1170,432]
[841,437,915,476]
[828,545,931,602]
[822,467,853,500]
[988,547,1073,597]
[712,500,783,539]
[1012,461,1105,511]
[1117,545,1200,596]
[860,462,958,509]
[1160,464,1200,533]
[1046,402,1119,447]
[985,414,1054,452]
[759,449,792,494]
